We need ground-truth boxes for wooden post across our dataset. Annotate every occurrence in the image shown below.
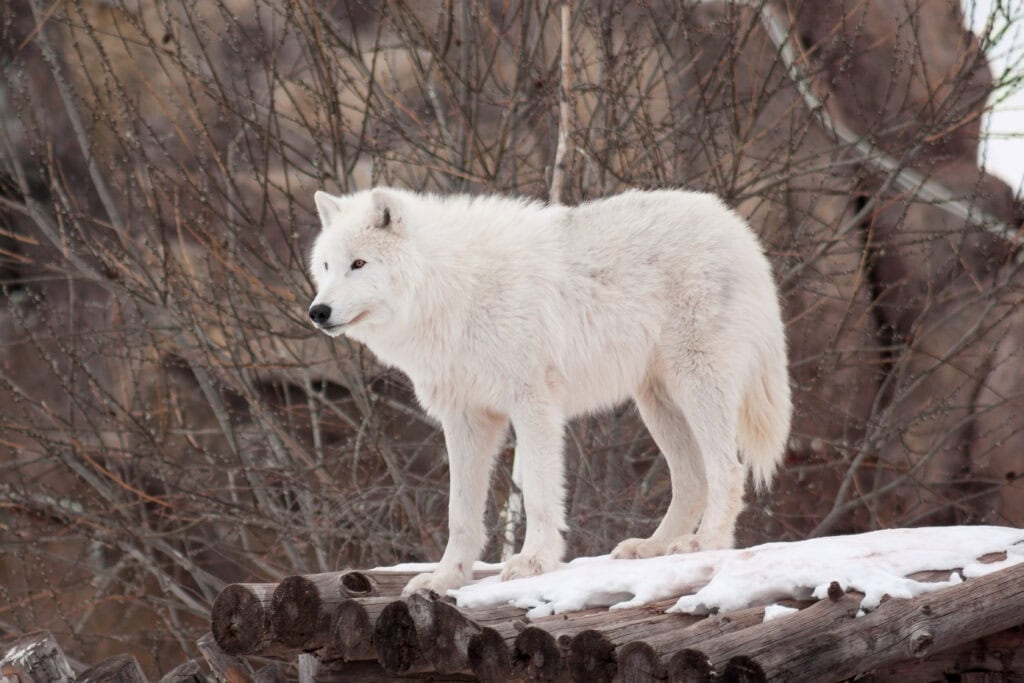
[0,631,74,683]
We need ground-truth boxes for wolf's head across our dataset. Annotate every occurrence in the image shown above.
[308,188,412,338]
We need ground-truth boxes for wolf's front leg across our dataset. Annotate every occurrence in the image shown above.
[502,401,567,580]
[403,409,508,596]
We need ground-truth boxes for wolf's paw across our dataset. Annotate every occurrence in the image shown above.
[666,533,732,555]
[666,534,704,554]
[500,551,563,581]
[401,568,469,597]
[611,537,671,559]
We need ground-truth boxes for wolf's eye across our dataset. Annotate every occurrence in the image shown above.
[351,259,366,270]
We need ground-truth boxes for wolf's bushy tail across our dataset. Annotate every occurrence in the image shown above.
[737,340,791,491]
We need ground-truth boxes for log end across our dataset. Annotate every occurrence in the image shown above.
[468,627,513,683]
[374,600,422,674]
[617,641,663,682]
[723,655,767,683]
[514,626,563,681]
[668,648,713,682]
[339,570,374,597]
[432,600,481,674]
[333,599,373,660]
[210,584,268,655]
[270,575,322,648]
[568,629,616,683]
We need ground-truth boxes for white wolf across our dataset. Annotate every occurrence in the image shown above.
[308,187,790,595]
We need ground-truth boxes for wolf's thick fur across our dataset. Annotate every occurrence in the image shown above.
[309,188,791,594]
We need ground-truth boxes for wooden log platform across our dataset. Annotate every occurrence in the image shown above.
[201,554,1024,681]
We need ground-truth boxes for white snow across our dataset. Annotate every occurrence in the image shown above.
[762,604,799,622]
[447,526,1024,619]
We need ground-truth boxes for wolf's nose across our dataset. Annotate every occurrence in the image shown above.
[309,304,332,325]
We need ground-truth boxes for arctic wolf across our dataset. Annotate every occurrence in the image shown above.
[308,187,791,595]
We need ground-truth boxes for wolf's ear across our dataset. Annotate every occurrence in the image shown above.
[314,191,344,228]
[370,188,402,233]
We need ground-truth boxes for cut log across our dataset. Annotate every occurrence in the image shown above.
[372,594,437,675]
[197,632,257,683]
[74,654,146,683]
[711,561,1024,681]
[514,626,567,681]
[270,569,421,649]
[210,583,278,656]
[0,631,75,683]
[566,630,617,683]
[617,642,663,682]
[468,627,515,683]
[668,593,862,680]
[333,596,392,661]
[427,600,527,675]
[270,574,343,649]
[869,626,1024,680]
[157,659,204,683]
[252,663,288,683]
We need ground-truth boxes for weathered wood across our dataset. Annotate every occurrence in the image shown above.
[610,600,806,682]
[332,596,392,661]
[426,600,526,675]
[867,627,1024,680]
[514,626,568,681]
[668,592,862,681]
[251,664,287,683]
[270,575,337,650]
[74,654,146,683]
[373,595,436,675]
[197,632,256,683]
[617,642,664,682]
[210,583,278,656]
[157,659,204,683]
[566,630,617,683]
[564,601,707,682]
[269,570,424,650]
[297,654,319,683]
[0,631,75,683]
[468,627,515,683]
[713,561,1024,682]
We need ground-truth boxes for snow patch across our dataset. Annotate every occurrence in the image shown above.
[763,604,799,622]
[447,526,1024,619]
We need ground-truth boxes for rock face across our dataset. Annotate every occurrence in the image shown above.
[0,0,1022,671]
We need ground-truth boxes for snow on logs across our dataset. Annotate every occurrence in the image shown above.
[206,560,1024,681]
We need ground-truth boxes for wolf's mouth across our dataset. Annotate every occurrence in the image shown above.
[345,310,370,326]
[317,310,368,333]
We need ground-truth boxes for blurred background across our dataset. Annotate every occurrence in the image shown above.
[1,0,1023,673]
